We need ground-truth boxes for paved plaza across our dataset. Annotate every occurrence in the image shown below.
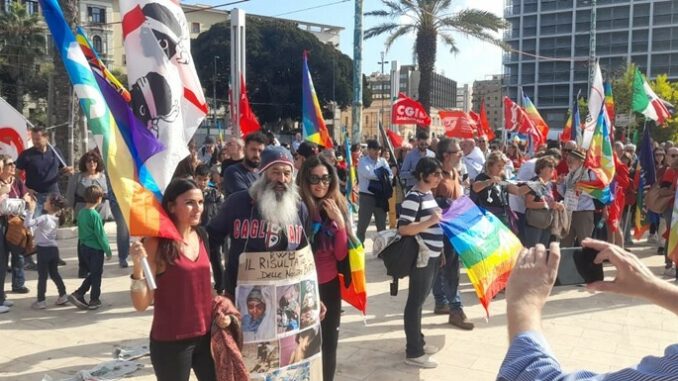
[1,224,677,381]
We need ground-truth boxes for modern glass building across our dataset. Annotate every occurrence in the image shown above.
[503,0,678,131]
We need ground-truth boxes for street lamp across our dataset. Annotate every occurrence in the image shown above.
[211,55,220,138]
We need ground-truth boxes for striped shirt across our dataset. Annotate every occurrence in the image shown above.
[398,190,443,257]
[498,331,678,381]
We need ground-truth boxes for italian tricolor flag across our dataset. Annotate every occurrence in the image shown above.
[632,68,673,126]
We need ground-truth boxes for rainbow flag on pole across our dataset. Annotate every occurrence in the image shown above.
[302,51,333,148]
[577,105,615,204]
[40,0,179,240]
[521,91,549,143]
[340,234,367,315]
[439,196,522,318]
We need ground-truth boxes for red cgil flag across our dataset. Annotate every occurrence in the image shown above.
[440,110,475,139]
[239,75,261,137]
[392,93,431,126]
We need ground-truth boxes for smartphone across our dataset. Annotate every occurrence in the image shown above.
[553,247,604,286]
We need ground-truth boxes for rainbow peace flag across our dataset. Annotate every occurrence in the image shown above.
[340,234,367,315]
[439,196,522,317]
[577,105,615,204]
[40,0,179,240]
[521,92,549,143]
[604,82,615,130]
[302,51,333,148]
[75,29,131,103]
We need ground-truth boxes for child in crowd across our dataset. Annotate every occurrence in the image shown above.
[69,185,111,310]
[195,164,226,294]
[195,164,224,226]
[24,193,69,310]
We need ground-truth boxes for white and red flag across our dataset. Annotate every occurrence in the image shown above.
[121,0,208,191]
[0,97,32,160]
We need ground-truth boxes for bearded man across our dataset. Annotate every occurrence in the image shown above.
[208,146,310,297]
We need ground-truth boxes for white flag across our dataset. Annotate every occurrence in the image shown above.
[0,97,33,160]
[121,0,208,191]
[582,61,604,150]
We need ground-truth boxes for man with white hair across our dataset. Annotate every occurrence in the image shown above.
[208,146,310,297]
[461,139,485,181]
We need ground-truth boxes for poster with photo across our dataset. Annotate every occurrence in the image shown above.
[276,284,301,334]
[237,247,322,381]
[265,355,323,381]
[300,280,319,329]
[237,285,277,342]
[242,341,280,375]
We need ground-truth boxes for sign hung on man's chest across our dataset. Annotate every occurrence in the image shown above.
[236,246,322,381]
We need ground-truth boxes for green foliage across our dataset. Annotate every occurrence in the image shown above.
[611,64,678,142]
[192,16,353,128]
[0,2,46,110]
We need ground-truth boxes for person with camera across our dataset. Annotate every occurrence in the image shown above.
[498,239,678,380]
[398,157,445,369]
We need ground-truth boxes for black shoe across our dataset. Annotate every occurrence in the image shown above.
[88,299,102,310]
[68,293,89,310]
[119,261,129,268]
[24,262,37,271]
[78,272,88,279]
[658,247,666,255]
[11,286,30,294]
[57,259,66,266]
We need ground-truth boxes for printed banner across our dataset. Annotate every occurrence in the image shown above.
[236,246,322,380]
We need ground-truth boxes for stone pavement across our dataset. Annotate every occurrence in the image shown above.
[1,224,677,381]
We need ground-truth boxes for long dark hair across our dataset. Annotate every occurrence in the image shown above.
[296,155,348,221]
[156,178,200,266]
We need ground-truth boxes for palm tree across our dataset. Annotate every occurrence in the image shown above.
[365,0,507,122]
[0,2,45,111]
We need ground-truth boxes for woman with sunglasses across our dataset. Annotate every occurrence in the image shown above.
[399,157,445,368]
[296,155,348,381]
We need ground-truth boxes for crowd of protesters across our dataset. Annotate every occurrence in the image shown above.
[4,124,678,380]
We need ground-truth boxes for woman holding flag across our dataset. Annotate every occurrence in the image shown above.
[129,179,223,381]
[297,155,348,381]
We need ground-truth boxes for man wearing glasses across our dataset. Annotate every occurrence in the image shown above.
[356,140,393,243]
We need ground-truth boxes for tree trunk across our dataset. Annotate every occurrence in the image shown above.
[415,26,436,135]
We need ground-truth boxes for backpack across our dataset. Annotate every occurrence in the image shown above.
[373,191,422,295]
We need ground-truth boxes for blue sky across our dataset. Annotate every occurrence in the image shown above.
[193,0,504,86]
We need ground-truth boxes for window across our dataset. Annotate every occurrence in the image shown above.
[23,0,38,15]
[92,35,103,54]
[191,22,200,34]
[87,6,106,24]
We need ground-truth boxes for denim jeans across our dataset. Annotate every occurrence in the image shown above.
[36,246,66,302]
[9,245,25,289]
[515,212,526,245]
[110,197,130,264]
[34,192,49,218]
[524,225,551,247]
[404,255,440,358]
[75,244,105,301]
[432,240,463,310]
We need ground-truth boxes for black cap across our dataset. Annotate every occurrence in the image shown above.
[367,140,381,150]
[296,141,318,159]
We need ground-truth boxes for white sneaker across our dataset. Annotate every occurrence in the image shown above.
[664,267,676,277]
[405,354,438,368]
[31,301,47,310]
[55,295,69,305]
[423,344,440,355]
[2,300,14,307]
[0,305,9,313]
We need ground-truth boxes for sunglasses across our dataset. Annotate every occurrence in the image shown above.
[670,154,678,158]
[309,175,331,185]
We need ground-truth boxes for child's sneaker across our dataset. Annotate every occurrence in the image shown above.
[88,299,102,310]
[0,305,9,314]
[3,300,14,307]
[68,293,89,310]
[31,301,47,310]
[55,295,69,306]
